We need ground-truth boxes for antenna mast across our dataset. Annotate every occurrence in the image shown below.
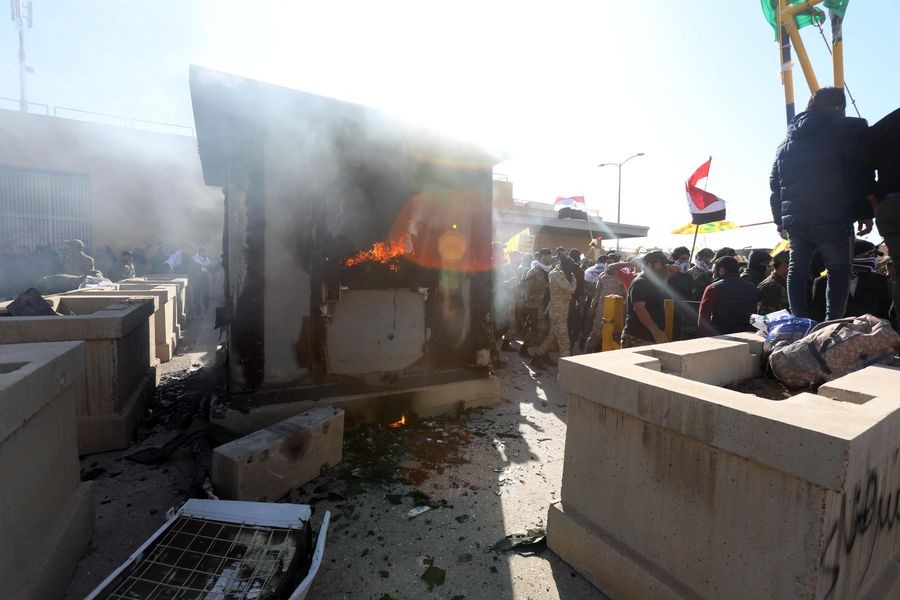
[11,0,34,112]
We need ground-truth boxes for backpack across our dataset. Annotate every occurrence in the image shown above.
[769,314,900,388]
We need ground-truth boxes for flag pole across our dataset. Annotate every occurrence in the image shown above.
[689,224,700,260]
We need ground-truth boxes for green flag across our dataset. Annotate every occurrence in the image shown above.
[761,1,849,37]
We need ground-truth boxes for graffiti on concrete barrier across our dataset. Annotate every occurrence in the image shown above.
[819,452,900,599]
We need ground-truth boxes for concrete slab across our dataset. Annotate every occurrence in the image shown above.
[67,286,177,362]
[212,375,501,436]
[0,341,95,599]
[212,406,344,501]
[0,298,157,454]
[549,336,900,600]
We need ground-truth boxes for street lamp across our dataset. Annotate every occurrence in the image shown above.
[598,152,646,250]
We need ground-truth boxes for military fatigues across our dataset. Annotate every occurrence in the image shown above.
[756,272,789,315]
[62,251,95,276]
[522,265,550,346]
[584,271,626,352]
[538,266,576,357]
[108,261,135,282]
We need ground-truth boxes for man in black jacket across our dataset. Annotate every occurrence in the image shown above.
[697,257,758,337]
[769,87,873,321]
[867,107,900,328]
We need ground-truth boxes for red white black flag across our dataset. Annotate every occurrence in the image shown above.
[685,159,726,225]
[554,196,588,221]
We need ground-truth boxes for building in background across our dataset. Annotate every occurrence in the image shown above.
[492,176,648,257]
[0,108,222,257]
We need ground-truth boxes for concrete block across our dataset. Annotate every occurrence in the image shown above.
[549,335,900,600]
[42,293,161,370]
[122,276,188,325]
[0,342,95,599]
[212,406,344,501]
[67,286,177,362]
[212,375,501,436]
[0,298,157,454]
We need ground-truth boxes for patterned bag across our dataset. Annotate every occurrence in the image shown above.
[769,314,900,388]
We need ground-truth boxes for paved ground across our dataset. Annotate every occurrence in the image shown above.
[301,355,607,600]
[63,314,607,599]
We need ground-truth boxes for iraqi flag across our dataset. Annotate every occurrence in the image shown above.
[685,159,726,225]
[554,196,588,220]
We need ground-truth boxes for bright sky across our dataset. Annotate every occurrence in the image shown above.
[2,1,898,252]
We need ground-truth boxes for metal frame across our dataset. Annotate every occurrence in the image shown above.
[85,499,330,600]
[775,0,845,124]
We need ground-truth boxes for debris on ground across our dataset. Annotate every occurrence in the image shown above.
[492,528,547,555]
[724,376,797,400]
[421,563,446,590]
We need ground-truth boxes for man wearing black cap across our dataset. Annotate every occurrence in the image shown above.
[698,256,758,337]
[61,239,95,276]
[740,250,772,286]
[621,250,671,347]
[688,248,715,301]
[757,251,790,315]
[108,250,136,282]
[810,240,891,321]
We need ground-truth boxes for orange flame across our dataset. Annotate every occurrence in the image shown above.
[344,238,408,272]
[389,414,407,428]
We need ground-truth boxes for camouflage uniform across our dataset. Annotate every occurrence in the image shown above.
[538,265,576,357]
[62,251,95,276]
[108,261,136,282]
[584,271,626,352]
[522,264,550,346]
[756,272,789,315]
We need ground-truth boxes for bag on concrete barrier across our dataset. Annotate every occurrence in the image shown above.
[769,314,900,388]
[763,316,818,355]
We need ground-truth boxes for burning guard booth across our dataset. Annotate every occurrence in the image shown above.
[190,67,500,430]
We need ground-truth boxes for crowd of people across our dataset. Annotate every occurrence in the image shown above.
[492,237,895,370]
[0,239,220,316]
[491,88,899,369]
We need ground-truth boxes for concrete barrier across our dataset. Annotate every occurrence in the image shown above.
[212,406,344,501]
[123,276,189,326]
[68,286,177,361]
[548,335,900,600]
[0,341,94,599]
[0,297,157,454]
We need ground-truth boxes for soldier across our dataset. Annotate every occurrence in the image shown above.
[757,251,790,315]
[584,254,627,352]
[530,255,576,369]
[519,248,553,358]
[108,250,136,282]
[61,239,95,276]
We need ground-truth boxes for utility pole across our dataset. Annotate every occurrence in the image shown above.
[598,152,646,251]
[11,1,34,112]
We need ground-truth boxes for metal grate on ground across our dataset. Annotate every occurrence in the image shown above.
[99,515,301,599]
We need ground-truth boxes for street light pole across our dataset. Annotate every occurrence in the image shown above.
[598,152,645,251]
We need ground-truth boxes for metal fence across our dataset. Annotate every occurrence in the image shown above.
[0,97,194,137]
[0,166,92,251]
